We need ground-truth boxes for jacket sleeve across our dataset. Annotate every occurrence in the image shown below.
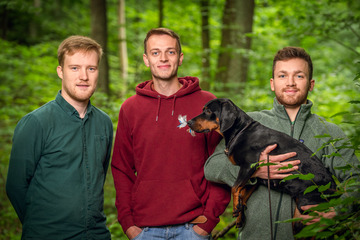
[320,122,360,212]
[6,115,43,223]
[111,107,136,233]
[204,139,240,187]
[322,123,359,182]
[198,134,231,233]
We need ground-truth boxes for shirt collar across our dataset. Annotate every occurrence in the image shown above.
[55,90,93,119]
[272,97,313,122]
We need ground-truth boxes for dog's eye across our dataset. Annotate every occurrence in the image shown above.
[204,109,212,115]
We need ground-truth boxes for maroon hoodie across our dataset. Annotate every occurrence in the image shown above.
[111,76,230,233]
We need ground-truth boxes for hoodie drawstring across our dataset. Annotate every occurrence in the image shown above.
[156,95,161,122]
[172,95,177,116]
[155,95,177,122]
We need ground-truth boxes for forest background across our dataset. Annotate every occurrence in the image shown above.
[0,0,359,239]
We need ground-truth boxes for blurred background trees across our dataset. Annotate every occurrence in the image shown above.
[0,0,359,239]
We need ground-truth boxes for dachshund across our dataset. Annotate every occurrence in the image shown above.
[187,98,336,234]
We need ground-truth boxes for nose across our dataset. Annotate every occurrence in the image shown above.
[286,75,296,87]
[187,119,194,127]
[159,52,168,62]
[79,68,89,81]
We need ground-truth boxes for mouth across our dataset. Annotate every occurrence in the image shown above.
[158,65,171,70]
[77,85,90,89]
[284,89,298,95]
[187,121,207,133]
[200,129,210,133]
[190,128,210,133]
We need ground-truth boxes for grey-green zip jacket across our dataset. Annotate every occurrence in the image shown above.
[204,99,359,240]
[6,91,113,240]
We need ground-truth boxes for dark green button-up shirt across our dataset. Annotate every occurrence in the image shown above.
[6,91,113,240]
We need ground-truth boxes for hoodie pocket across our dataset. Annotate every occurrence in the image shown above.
[132,179,203,225]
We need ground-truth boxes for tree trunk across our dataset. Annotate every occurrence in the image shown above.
[158,0,163,27]
[200,0,211,90]
[29,0,41,43]
[118,0,128,97]
[90,0,110,95]
[215,0,255,93]
[132,0,143,86]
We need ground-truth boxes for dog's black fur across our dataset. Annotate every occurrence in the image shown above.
[188,98,336,232]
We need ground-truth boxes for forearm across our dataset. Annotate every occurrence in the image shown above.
[204,139,239,187]
[111,158,136,232]
[5,179,27,223]
[6,116,41,223]
[198,182,231,233]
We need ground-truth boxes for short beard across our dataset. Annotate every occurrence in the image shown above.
[276,92,309,109]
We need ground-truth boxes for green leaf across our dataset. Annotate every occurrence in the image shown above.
[318,182,331,192]
[323,152,341,158]
[258,162,277,167]
[250,162,258,168]
[278,164,293,170]
[334,164,352,171]
[280,174,301,183]
[250,162,260,169]
[276,218,301,224]
[314,134,331,138]
[316,230,334,238]
[299,173,315,180]
[304,185,318,195]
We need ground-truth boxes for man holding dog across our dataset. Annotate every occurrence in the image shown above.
[204,47,359,239]
[111,28,230,240]
[6,36,113,239]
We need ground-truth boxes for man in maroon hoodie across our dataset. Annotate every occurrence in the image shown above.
[111,28,230,239]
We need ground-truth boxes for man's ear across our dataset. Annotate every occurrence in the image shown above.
[178,52,184,66]
[309,79,315,91]
[143,54,150,67]
[270,78,275,92]
[57,66,63,80]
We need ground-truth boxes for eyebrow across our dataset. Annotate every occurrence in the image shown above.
[68,64,98,68]
[150,47,177,51]
[277,70,305,74]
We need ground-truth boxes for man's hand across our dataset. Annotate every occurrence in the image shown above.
[193,225,209,236]
[252,144,300,179]
[125,226,142,240]
[298,204,336,225]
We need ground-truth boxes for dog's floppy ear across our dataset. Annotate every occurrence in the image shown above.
[219,100,237,133]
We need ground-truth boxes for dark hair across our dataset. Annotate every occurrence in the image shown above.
[144,28,182,54]
[272,47,313,80]
[58,35,103,67]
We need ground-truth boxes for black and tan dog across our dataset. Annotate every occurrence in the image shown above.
[188,98,336,232]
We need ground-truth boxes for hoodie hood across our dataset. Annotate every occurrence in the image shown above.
[135,76,201,98]
[135,76,202,121]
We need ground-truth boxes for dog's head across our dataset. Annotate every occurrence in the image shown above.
[187,98,238,136]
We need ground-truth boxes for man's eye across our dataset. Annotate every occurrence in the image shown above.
[168,51,175,55]
[71,67,78,71]
[278,74,285,78]
[152,52,159,56]
[89,67,97,72]
[296,75,304,78]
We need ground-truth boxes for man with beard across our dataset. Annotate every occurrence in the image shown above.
[204,47,359,239]
[111,28,230,240]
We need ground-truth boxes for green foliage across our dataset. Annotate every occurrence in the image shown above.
[276,133,360,239]
[0,0,359,239]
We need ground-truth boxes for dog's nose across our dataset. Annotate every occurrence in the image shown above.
[187,120,194,127]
